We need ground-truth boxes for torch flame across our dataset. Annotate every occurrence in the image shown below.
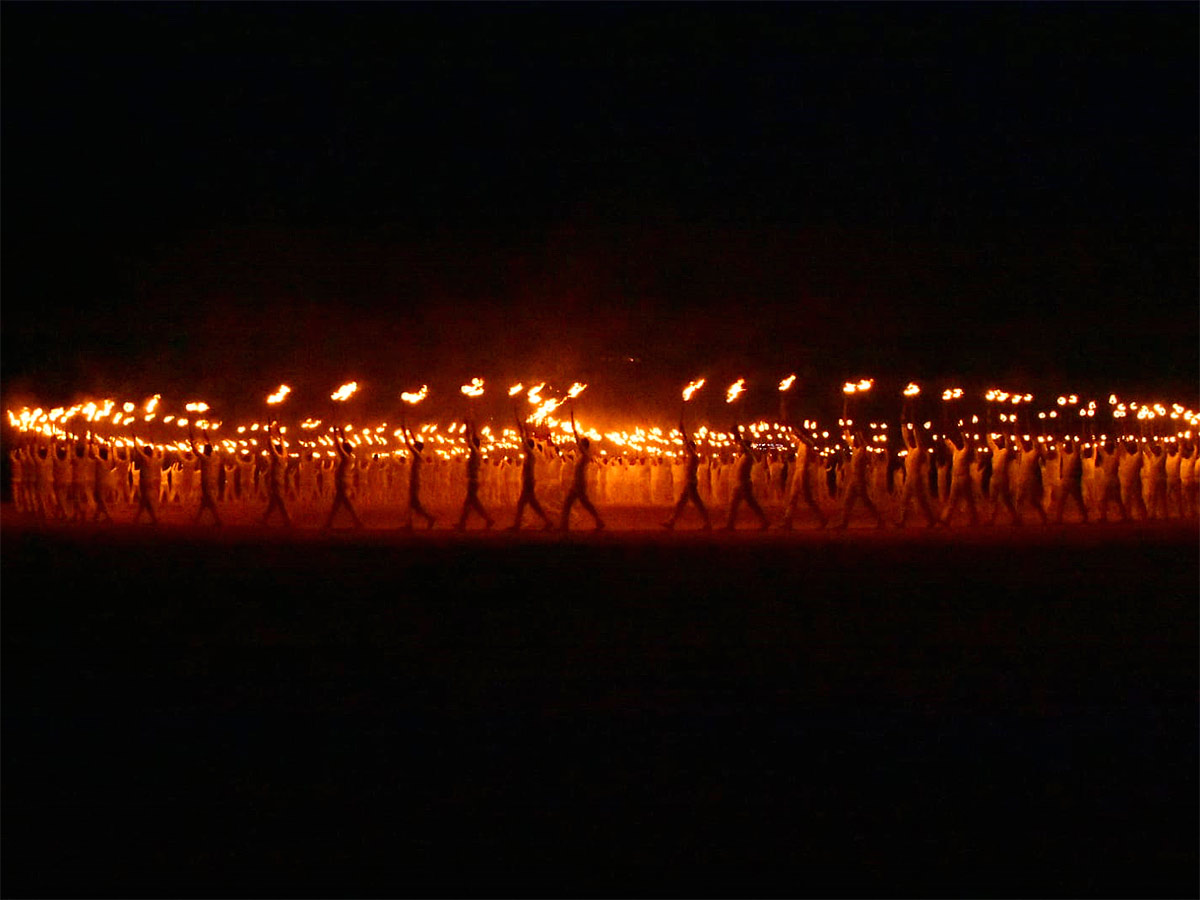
[682,378,706,402]
[508,383,524,397]
[904,383,921,397]
[566,382,587,399]
[460,377,485,398]
[331,382,359,402]
[185,401,210,413]
[857,379,874,393]
[401,385,429,405]
[529,398,562,425]
[267,385,292,405]
[725,379,746,404]
[778,374,796,393]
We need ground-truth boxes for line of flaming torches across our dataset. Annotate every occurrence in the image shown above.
[7,378,1198,461]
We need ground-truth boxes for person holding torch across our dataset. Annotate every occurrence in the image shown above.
[664,379,713,530]
[455,418,495,531]
[895,384,937,528]
[399,388,437,530]
[260,420,292,527]
[722,379,769,531]
[324,425,364,530]
[560,408,605,532]
[188,422,223,526]
[509,411,556,532]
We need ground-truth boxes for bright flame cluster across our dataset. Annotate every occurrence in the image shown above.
[8,379,1199,464]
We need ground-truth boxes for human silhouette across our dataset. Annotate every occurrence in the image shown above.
[324,426,364,529]
[725,426,769,531]
[400,418,436,530]
[662,415,712,531]
[260,421,292,526]
[560,412,604,531]
[509,417,555,531]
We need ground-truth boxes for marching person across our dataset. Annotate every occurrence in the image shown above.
[324,425,364,530]
[560,411,605,532]
[725,426,770,531]
[260,420,292,526]
[509,416,556,531]
[400,418,437,530]
[662,415,712,531]
[188,425,223,526]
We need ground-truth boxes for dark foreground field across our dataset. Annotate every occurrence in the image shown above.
[3,511,1197,897]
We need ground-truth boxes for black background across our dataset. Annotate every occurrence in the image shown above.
[3,3,1196,412]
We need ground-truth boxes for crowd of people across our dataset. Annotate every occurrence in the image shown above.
[7,413,1197,531]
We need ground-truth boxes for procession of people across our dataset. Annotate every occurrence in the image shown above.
[6,381,1197,532]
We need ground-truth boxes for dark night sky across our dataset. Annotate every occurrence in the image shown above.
[2,2,1196,418]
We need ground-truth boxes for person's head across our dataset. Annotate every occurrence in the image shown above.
[580,437,590,451]
[202,444,212,456]
[525,437,534,450]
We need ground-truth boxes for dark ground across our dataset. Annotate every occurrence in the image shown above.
[2,511,1196,897]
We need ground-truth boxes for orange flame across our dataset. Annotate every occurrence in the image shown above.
[778,374,796,392]
[725,379,746,404]
[401,385,428,405]
[682,378,706,402]
[267,385,292,405]
[460,377,485,398]
[904,383,921,397]
[331,382,359,402]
